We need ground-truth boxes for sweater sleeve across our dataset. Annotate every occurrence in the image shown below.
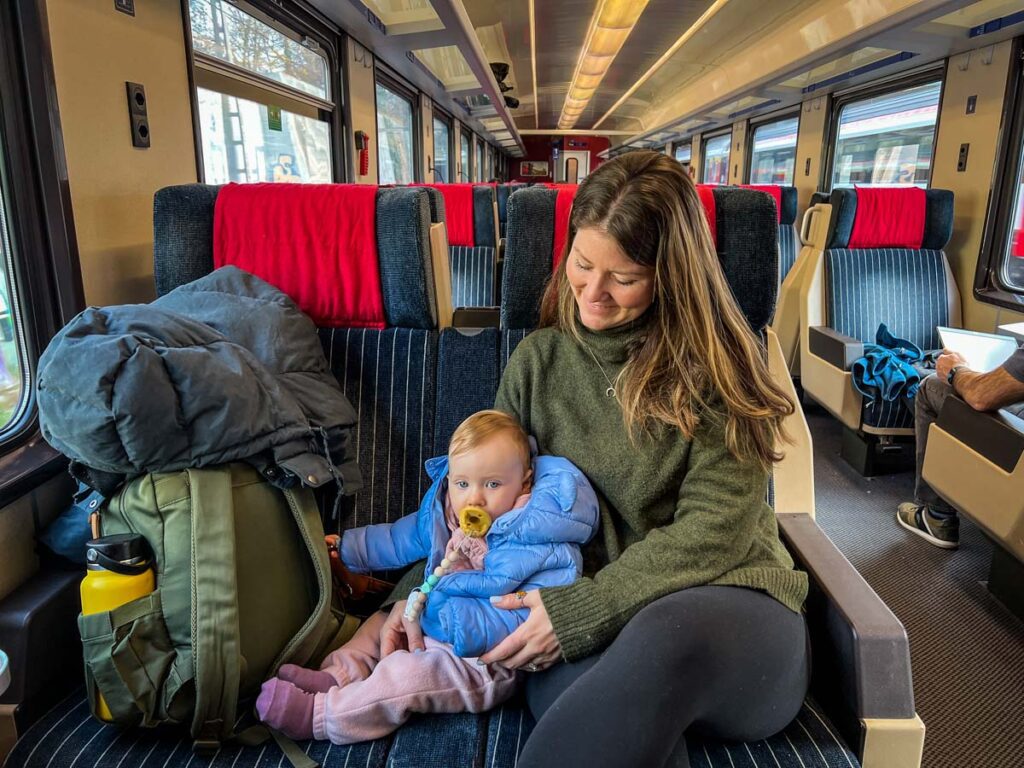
[539,410,769,661]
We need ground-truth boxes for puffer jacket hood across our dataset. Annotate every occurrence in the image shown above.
[341,454,599,656]
[37,266,361,493]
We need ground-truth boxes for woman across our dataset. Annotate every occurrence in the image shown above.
[380,151,809,767]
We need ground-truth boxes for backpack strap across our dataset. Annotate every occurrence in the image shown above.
[187,467,242,745]
[268,487,340,670]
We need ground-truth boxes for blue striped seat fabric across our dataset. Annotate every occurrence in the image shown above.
[825,247,950,429]
[450,246,497,308]
[779,225,798,285]
[6,691,858,768]
[317,327,437,533]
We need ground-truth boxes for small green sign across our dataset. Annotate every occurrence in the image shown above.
[268,106,282,131]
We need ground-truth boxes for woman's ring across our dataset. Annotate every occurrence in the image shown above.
[515,590,527,605]
[525,663,539,672]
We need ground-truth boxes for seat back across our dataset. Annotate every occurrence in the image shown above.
[496,183,526,238]
[153,183,442,533]
[415,183,498,308]
[500,185,814,513]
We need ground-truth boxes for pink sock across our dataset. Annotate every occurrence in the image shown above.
[276,664,338,693]
[255,678,314,740]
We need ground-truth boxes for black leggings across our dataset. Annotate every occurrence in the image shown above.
[518,586,809,768]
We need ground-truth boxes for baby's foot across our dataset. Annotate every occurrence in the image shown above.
[277,663,338,693]
[256,678,314,740]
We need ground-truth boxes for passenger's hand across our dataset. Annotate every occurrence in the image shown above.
[379,600,425,657]
[479,590,561,672]
[936,349,968,379]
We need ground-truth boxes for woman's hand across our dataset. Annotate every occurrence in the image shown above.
[479,590,562,672]
[379,600,425,657]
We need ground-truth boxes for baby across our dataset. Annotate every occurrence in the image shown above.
[256,409,599,745]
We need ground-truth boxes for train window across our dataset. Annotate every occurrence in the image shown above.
[376,80,416,184]
[476,141,484,183]
[674,143,692,166]
[196,89,331,183]
[460,132,471,181]
[748,115,799,184]
[189,0,328,100]
[0,165,26,432]
[187,0,335,184]
[830,80,941,188]
[701,133,731,185]
[433,116,451,183]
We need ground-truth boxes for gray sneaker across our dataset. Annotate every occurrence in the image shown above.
[896,502,959,549]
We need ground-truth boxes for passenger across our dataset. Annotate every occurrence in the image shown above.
[897,346,1024,549]
[379,151,810,767]
[256,409,598,745]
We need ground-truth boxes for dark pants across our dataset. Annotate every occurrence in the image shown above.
[914,375,1024,520]
[517,586,809,768]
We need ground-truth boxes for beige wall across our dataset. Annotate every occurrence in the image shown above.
[0,475,75,603]
[47,0,197,306]
[345,38,378,184]
[794,94,829,212]
[932,40,1024,332]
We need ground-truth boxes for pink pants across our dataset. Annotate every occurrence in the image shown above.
[311,611,519,744]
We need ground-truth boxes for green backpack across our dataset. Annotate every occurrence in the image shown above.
[77,463,358,752]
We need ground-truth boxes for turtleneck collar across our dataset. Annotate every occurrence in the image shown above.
[575,307,653,365]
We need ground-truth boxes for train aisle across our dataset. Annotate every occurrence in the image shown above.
[808,407,1024,768]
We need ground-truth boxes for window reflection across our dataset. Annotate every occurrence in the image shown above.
[376,83,415,184]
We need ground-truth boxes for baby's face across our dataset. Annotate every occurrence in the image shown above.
[448,433,530,520]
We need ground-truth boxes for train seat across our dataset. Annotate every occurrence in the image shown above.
[496,182,526,240]
[772,190,832,378]
[798,187,960,473]
[922,395,1024,618]
[415,184,498,310]
[739,184,799,286]
[497,185,922,768]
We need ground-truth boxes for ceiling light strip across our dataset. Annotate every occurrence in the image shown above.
[529,0,539,129]
[557,0,651,130]
[592,0,731,130]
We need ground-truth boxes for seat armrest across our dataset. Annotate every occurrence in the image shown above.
[778,513,914,728]
[809,326,864,371]
[0,567,82,729]
[936,395,1024,472]
[452,307,499,328]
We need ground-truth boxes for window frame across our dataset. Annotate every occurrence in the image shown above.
[372,67,419,185]
[700,129,732,184]
[745,109,801,185]
[182,0,346,184]
[431,107,453,183]
[822,66,945,192]
[975,36,1024,310]
[0,0,87,500]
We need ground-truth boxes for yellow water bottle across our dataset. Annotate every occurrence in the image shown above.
[81,533,155,721]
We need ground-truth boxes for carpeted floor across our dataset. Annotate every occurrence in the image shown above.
[806,408,1024,768]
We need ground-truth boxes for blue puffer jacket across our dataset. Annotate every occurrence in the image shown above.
[341,455,599,657]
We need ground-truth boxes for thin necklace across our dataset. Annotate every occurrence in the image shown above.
[582,343,620,398]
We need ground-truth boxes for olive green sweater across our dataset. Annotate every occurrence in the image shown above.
[388,319,808,661]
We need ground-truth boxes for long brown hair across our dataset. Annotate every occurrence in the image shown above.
[539,150,793,467]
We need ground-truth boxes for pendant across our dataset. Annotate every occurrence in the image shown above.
[606,386,616,398]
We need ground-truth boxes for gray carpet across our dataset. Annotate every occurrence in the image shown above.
[807,408,1024,768]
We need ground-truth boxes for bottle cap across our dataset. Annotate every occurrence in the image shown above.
[86,533,149,567]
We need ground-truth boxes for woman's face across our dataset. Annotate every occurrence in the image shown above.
[567,227,656,331]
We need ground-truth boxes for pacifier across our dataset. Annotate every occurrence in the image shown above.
[458,506,492,538]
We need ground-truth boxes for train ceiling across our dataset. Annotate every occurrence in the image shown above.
[319,0,1024,154]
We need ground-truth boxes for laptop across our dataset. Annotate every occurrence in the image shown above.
[937,327,1019,373]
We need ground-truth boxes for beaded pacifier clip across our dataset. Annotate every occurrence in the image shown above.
[404,506,492,621]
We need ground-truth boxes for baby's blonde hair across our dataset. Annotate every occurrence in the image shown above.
[448,410,531,472]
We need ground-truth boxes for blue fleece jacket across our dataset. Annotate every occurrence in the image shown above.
[340,455,599,657]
